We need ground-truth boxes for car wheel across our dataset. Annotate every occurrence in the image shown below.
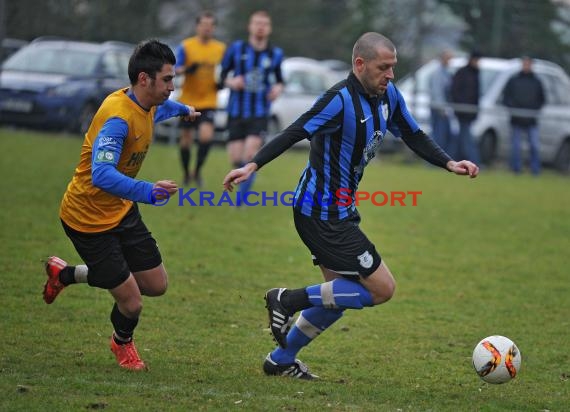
[479,130,497,166]
[75,102,97,135]
[554,139,570,174]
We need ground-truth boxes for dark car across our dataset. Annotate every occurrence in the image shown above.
[0,38,133,134]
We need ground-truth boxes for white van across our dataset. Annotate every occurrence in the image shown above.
[397,57,570,172]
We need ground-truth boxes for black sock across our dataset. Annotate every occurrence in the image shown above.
[110,303,139,344]
[59,266,76,286]
[280,288,312,313]
[180,147,191,176]
[194,142,211,178]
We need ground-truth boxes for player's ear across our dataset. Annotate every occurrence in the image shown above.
[354,57,365,73]
[137,72,150,86]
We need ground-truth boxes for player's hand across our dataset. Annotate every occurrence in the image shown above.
[223,163,258,192]
[153,180,178,198]
[446,160,479,178]
[185,63,201,74]
[226,75,245,91]
[268,83,284,101]
[183,106,201,122]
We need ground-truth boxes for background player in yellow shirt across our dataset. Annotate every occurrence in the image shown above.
[175,11,226,186]
[43,39,199,371]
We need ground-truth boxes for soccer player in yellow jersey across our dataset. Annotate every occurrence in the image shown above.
[43,39,199,371]
[175,11,226,186]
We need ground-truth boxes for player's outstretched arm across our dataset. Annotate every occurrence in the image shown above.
[446,160,479,178]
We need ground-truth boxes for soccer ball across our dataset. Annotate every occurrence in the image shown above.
[472,335,521,384]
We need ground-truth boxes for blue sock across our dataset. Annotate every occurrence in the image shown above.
[236,172,256,206]
[305,278,373,309]
[271,307,344,364]
[240,172,256,195]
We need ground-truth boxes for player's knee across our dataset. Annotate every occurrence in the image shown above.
[121,299,143,318]
[153,280,168,296]
[371,278,396,305]
[144,278,168,297]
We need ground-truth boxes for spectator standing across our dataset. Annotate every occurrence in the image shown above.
[450,51,481,164]
[429,50,455,156]
[503,56,545,175]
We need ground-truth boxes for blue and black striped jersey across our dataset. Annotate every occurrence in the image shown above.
[220,40,284,119]
[253,72,451,221]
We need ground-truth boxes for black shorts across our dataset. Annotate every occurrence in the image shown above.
[61,204,162,290]
[179,108,216,129]
[227,117,268,142]
[293,210,381,278]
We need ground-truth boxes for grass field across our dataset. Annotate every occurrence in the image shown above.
[0,128,568,411]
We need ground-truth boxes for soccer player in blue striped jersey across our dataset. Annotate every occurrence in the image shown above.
[219,10,284,203]
[223,32,479,379]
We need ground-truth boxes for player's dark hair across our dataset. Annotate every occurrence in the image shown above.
[128,39,175,85]
[196,10,216,25]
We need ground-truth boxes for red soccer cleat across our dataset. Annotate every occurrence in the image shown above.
[110,336,147,371]
[43,256,67,304]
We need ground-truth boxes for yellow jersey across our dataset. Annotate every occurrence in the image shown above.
[178,36,226,109]
[60,88,156,233]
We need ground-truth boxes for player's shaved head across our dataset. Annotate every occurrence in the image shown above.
[352,32,396,63]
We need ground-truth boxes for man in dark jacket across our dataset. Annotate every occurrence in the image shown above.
[450,51,481,163]
[503,56,545,175]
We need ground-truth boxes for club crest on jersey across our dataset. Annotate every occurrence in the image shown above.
[357,250,374,269]
[363,130,384,163]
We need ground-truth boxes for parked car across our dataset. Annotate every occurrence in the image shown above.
[0,37,133,134]
[1,38,29,62]
[154,57,349,147]
[397,56,570,172]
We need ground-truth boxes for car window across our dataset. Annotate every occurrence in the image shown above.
[3,45,99,76]
[101,50,130,78]
[535,72,570,105]
[286,70,327,95]
[479,68,502,96]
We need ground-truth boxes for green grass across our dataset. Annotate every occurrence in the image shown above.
[0,127,568,411]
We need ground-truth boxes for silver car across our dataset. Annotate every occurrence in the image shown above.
[398,56,570,172]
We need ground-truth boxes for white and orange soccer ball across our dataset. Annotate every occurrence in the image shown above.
[472,335,521,384]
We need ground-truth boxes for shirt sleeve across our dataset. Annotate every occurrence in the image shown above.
[273,48,284,84]
[91,117,155,203]
[389,87,452,168]
[219,42,236,88]
[174,44,186,70]
[154,100,190,123]
[252,89,343,169]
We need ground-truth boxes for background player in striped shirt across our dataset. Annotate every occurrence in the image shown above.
[220,10,284,203]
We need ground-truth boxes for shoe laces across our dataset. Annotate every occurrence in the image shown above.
[120,341,142,363]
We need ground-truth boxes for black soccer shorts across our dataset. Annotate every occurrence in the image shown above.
[226,117,268,142]
[61,204,162,289]
[293,209,381,278]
